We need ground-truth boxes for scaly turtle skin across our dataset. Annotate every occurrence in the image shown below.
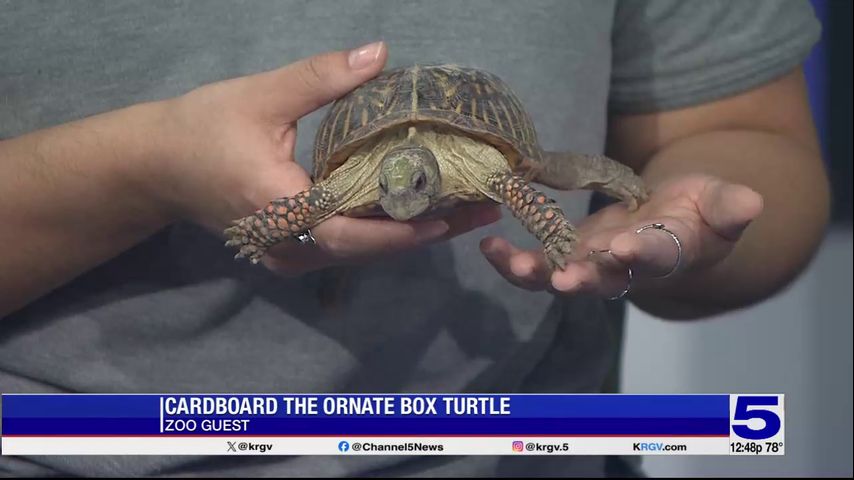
[225,65,648,269]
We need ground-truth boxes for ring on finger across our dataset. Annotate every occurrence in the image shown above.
[587,249,633,301]
[635,223,682,278]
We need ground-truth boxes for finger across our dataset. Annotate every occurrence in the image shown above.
[317,215,450,259]
[550,258,633,298]
[262,216,449,276]
[260,242,330,278]
[698,181,764,241]
[257,41,388,120]
[609,218,695,278]
[264,203,500,277]
[480,236,551,291]
[318,201,502,258]
[437,203,503,241]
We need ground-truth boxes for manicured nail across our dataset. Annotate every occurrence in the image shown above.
[348,41,384,70]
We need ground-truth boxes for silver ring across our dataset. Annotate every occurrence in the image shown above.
[588,249,633,301]
[295,229,317,246]
[635,223,682,278]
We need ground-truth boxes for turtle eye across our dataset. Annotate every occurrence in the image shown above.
[412,171,427,191]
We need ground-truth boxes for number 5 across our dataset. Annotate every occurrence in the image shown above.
[732,396,781,440]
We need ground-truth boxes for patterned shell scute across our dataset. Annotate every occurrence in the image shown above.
[313,64,542,180]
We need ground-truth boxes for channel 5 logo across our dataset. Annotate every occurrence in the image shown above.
[512,441,524,452]
[730,394,784,440]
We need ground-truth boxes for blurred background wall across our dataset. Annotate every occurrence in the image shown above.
[621,0,853,477]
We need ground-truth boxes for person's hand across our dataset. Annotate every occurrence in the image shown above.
[479,174,763,298]
[143,41,501,276]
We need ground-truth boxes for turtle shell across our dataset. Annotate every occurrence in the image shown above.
[312,64,543,180]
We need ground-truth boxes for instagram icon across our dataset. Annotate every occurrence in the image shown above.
[512,441,524,452]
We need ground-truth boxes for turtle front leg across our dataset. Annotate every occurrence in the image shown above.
[224,185,336,263]
[536,152,648,210]
[487,171,577,270]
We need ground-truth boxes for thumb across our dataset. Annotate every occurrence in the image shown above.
[698,180,764,241]
[256,41,387,121]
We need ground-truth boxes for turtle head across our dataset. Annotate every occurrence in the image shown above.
[378,146,441,221]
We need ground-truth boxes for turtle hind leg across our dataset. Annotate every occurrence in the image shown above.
[487,171,578,270]
[535,151,648,210]
[224,185,337,263]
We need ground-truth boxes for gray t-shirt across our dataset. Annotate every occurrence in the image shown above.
[0,0,819,476]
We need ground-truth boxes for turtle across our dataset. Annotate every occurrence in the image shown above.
[224,64,648,269]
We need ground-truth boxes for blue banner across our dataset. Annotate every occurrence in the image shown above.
[1,394,730,436]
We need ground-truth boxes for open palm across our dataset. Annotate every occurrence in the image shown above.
[480,173,764,298]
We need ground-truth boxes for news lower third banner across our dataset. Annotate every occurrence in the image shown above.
[1,394,784,456]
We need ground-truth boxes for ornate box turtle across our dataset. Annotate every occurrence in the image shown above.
[225,64,648,269]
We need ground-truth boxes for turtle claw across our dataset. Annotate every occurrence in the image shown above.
[612,181,648,212]
[545,248,567,271]
[543,228,577,271]
[223,218,272,263]
[232,242,267,263]
[223,227,248,249]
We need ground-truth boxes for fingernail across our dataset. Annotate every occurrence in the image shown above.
[479,238,498,254]
[610,233,638,257]
[551,271,576,292]
[348,41,384,70]
[416,221,450,242]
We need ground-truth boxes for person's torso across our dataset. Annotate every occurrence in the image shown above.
[0,1,624,476]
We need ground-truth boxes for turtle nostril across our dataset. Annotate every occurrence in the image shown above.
[413,172,427,191]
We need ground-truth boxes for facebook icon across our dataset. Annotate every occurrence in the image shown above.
[338,441,350,452]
